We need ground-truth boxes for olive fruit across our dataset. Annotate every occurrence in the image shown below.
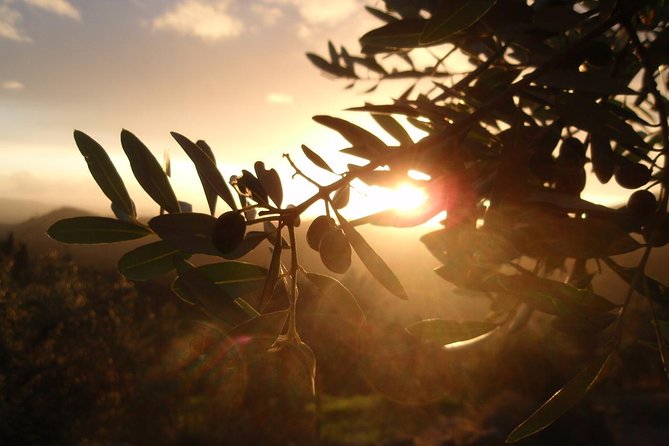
[643,214,669,247]
[212,211,246,253]
[318,228,352,274]
[306,215,335,251]
[626,190,656,224]
[614,163,652,189]
[558,137,586,162]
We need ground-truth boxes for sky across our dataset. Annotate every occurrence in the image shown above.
[1,0,423,222]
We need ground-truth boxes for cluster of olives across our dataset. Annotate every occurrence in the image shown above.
[625,190,669,247]
[212,211,247,254]
[306,215,352,274]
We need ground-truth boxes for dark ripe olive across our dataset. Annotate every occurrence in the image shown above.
[306,215,335,251]
[558,137,586,163]
[643,214,669,247]
[212,211,246,253]
[614,163,652,189]
[627,190,657,224]
[284,204,301,227]
[318,228,352,274]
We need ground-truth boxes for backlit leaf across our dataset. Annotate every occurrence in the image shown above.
[254,161,283,207]
[313,115,387,157]
[121,129,180,213]
[48,217,151,244]
[406,319,497,345]
[305,272,366,325]
[219,231,267,260]
[73,130,135,219]
[360,18,427,49]
[506,353,611,442]
[302,144,336,174]
[535,70,635,95]
[603,258,669,307]
[149,213,219,255]
[334,209,408,299]
[260,228,283,311]
[421,0,497,45]
[171,132,237,211]
[172,261,267,301]
[173,259,250,328]
[118,240,187,281]
[239,170,269,205]
[372,113,414,146]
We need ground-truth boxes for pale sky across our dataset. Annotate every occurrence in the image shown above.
[1,0,418,221]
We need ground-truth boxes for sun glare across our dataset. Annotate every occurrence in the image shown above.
[354,181,429,216]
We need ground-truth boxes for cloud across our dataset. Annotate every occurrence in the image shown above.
[250,4,282,26]
[2,80,25,90]
[263,0,360,27]
[23,0,81,20]
[266,92,293,104]
[0,3,31,41]
[151,0,244,42]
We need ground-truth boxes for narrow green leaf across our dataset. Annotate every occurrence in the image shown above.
[48,217,151,244]
[219,231,266,260]
[327,40,338,65]
[360,18,427,49]
[173,259,250,328]
[149,213,219,256]
[306,53,354,77]
[506,353,611,442]
[421,0,497,45]
[349,205,441,228]
[406,319,497,345]
[313,115,387,157]
[365,5,398,23]
[120,129,180,213]
[172,261,267,301]
[118,240,187,281]
[603,258,669,307]
[372,114,414,146]
[73,130,135,219]
[301,144,336,174]
[334,209,408,300]
[196,140,219,215]
[171,132,238,211]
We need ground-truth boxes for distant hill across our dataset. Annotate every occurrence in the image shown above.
[0,196,54,224]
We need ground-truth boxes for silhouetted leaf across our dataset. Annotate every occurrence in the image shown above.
[118,240,187,281]
[533,4,583,31]
[553,94,651,156]
[327,40,338,64]
[421,0,497,45]
[589,132,616,183]
[331,184,350,209]
[172,261,267,302]
[254,161,283,207]
[359,18,427,49]
[173,259,251,328]
[305,272,366,324]
[365,5,398,23]
[120,129,180,213]
[48,217,151,244]
[228,309,288,341]
[406,319,497,345]
[219,231,266,260]
[372,113,414,146]
[313,115,387,157]
[306,53,354,77]
[149,213,219,255]
[536,70,635,95]
[196,140,220,214]
[334,209,408,299]
[302,144,336,174]
[239,170,269,205]
[506,353,611,442]
[350,204,442,228]
[171,132,237,211]
[73,130,136,219]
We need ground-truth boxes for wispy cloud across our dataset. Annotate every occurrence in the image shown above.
[24,0,81,20]
[262,0,360,31]
[2,80,25,90]
[151,0,244,42]
[266,92,293,104]
[0,0,81,42]
[0,3,31,42]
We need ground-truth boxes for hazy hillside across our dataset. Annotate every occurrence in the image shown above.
[0,196,54,224]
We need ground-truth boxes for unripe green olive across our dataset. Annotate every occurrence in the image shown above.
[318,228,352,274]
[614,163,652,189]
[306,215,335,251]
[212,211,246,253]
[626,190,656,224]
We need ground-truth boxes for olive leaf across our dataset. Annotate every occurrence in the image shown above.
[371,113,413,146]
[118,240,188,281]
[48,217,151,244]
[254,161,283,207]
[313,115,388,157]
[506,352,612,442]
[73,130,135,219]
[406,319,498,346]
[420,0,497,45]
[121,129,181,214]
[149,213,219,256]
[360,18,427,49]
[195,140,219,215]
[302,144,336,174]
